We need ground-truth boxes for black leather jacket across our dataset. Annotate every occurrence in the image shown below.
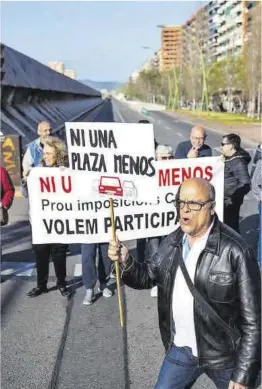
[224,148,251,206]
[121,215,261,387]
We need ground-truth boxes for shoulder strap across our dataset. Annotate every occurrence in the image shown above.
[178,256,240,344]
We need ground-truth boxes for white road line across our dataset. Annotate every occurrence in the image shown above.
[177,132,183,138]
[1,261,35,277]
[165,125,171,130]
[74,263,82,277]
[173,120,179,123]
[113,103,125,123]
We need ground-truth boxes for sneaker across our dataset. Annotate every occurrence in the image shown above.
[150,286,158,298]
[83,288,94,305]
[98,286,113,298]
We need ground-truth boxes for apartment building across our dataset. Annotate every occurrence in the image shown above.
[182,7,209,65]
[244,1,261,45]
[205,0,259,62]
[48,61,65,74]
[161,26,183,71]
[64,69,76,80]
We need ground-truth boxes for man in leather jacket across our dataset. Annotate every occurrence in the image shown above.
[108,178,261,389]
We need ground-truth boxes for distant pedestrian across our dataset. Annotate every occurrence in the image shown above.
[174,125,212,159]
[220,133,251,233]
[250,142,262,179]
[0,166,15,226]
[22,121,52,178]
[22,136,70,298]
[251,159,262,269]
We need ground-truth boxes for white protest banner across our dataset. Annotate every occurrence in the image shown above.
[28,157,224,244]
[65,122,158,202]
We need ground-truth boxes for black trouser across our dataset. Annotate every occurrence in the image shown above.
[224,202,242,233]
[32,243,68,288]
[137,236,164,263]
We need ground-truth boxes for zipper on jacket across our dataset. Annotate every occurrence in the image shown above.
[166,249,178,354]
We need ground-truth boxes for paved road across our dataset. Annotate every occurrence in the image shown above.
[1,100,260,389]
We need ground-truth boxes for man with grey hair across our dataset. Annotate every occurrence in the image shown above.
[22,121,52,177]
[108,178,261,389]
[175,125,212,159]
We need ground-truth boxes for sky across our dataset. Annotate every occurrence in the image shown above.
[1,1,205,82]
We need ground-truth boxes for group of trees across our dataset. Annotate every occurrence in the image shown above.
[122,5,261,118]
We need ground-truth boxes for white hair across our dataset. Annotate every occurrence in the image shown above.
[156,144,173,157]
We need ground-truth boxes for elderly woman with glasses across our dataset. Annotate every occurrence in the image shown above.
[21,136,71,298]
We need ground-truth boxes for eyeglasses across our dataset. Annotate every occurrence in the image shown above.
[174,199,214,211]
[191,137,205,141]
[221,142,230,146]
[160,156,172,160]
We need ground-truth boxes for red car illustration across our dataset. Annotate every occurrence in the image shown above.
[98,176,123,196]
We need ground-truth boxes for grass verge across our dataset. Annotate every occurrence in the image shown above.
[172,110,261,126]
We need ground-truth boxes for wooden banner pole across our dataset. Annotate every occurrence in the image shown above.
[109,198,124,328]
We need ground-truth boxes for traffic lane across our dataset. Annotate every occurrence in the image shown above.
[112,99,184,153]
[56,284,126,389]
[1,198,72,389]
[149,110,255,154]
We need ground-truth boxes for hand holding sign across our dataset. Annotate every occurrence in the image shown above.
[108,238,129,264]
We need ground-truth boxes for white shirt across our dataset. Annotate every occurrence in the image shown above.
[172,222,214,356]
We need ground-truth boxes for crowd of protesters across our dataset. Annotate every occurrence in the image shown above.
[1,119,261,389]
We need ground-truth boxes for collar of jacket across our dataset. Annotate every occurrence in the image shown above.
[169,214,220,255]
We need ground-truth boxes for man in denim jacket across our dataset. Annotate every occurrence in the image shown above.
[22,121,52,176]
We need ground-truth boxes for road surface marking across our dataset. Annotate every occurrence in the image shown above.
[1,261,35,277]
[173,120,179,123]
[114,103,125,123]
[177,132,183,138]
[74,263,82,277]
[165,125,171,130]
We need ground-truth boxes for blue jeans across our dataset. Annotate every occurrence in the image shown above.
[81,243,112,289]
[258,203,262,269]
[155,345,234,389]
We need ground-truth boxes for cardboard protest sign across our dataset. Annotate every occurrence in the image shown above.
[65,122,157,202]
[28,157,224,244]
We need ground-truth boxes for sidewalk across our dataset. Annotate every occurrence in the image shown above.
[166,110,261,145]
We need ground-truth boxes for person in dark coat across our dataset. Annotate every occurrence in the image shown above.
[174,125,212,159]
[220,133,251,233]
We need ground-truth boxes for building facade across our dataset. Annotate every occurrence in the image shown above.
[182,7,209,65]
[64,69,76,80]
[161,26,183,71]
[48,61,65,74]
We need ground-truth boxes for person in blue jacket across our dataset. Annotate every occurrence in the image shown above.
[174,125,212,159]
